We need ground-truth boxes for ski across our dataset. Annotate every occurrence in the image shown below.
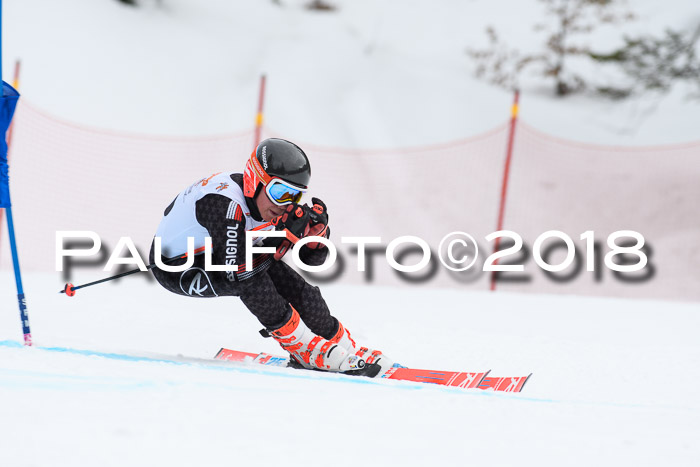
[381,365,490,389]
[214,348,531,392]
[476,375,531,392]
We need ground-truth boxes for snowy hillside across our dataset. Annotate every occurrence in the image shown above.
[3,0,700,146]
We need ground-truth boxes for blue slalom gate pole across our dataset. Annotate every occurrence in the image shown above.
[5,206,31,345]
[0,0,32,345]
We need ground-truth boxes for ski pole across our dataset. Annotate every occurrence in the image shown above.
[58,246,204,297]
[59,263,157,296]
[59,221,275,296]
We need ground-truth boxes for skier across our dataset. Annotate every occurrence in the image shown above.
[149,138,392,376]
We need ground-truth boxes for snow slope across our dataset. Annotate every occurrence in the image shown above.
[2,272,700,466]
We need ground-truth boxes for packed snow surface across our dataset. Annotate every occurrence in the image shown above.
[1,273,700,466]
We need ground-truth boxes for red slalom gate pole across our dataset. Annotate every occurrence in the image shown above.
[490,89,520,291]
[253,74,266,149]
[0,59,20,264]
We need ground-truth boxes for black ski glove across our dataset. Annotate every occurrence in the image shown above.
[305,197,330,249]
[270,203,311,260]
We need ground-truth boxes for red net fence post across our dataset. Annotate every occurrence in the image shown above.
[253,74,266,150]
[490,89,520,291]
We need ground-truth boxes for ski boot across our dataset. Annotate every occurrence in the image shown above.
[331,322,394,377]
[268,306,378,376]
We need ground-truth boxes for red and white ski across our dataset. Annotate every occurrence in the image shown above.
[214,348,531,393]
[476,375,531,392]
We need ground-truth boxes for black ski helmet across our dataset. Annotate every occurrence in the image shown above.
[243,138,311,198]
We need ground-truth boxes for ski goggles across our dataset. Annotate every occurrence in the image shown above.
[265,178,306,206]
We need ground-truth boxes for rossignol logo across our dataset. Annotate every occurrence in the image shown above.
[261,145,268,169]
[225,223,239,280]
[179,268,217,297]
[188,272,209,296]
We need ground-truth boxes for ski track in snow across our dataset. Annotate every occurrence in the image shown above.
[0,339,697,414]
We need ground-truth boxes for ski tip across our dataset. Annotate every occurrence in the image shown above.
[519,373,533,392]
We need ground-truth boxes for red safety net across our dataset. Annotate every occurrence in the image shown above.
[2,100,698,301]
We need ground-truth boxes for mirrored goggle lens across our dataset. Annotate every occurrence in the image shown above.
[267,180,305,205]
